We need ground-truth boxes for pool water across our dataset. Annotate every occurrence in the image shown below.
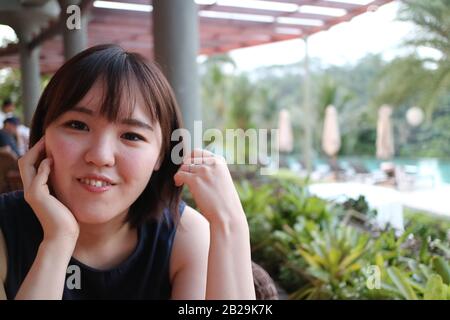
[292,156,450,185]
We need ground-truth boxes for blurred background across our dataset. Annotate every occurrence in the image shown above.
[1,0,450,300]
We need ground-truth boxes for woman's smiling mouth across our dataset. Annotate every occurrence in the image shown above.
[76,175,117,192]
[79,178,112,187]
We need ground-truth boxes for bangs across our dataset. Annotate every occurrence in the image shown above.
[43,46,159,129]
[97,70,158,126]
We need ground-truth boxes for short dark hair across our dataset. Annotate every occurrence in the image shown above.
[30,44,184,227]
[2,98,12,109]
[4,116,20,126]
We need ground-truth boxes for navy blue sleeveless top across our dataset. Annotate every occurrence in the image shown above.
[0,191,185,300]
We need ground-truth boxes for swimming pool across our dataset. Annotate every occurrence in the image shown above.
[295,156,450,185]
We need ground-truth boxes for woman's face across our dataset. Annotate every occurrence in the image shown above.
[45,82,162,225]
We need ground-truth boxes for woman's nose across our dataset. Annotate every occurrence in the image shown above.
[84,134,116,167]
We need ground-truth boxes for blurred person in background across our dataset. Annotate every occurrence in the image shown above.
[0,117,22,158]
[0,99,30,155]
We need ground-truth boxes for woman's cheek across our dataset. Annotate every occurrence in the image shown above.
[121,150,158,186]
[46,135,80,176]
[47,132,81,160]
[45,134,79,189]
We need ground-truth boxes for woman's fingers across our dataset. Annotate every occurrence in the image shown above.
[18,137,46,190]
[175,148,242,224]
[32,158,53,189]
[191,148,215,158]
[183,148,214,165]
[173,170,193,187]
[185,157,217,166]
[178,148,225,174]
[175,148,228,187]
[179,163,201,174]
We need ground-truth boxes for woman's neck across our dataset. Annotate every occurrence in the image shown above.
[72,214,138,270]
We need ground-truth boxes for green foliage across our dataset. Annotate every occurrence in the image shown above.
[236,180,275,250]
[424,275,449,300]
[198,4,450,159]
[289,222,372,299]
[315,75,355,121]
[374,55,431,110]
[235,171,450,300]
[342,195,377,219]
[226,75,255,130]
[386,266,418,300]
[0,69,22,111]
[199,54,236,130]
[407,213,450,242]
[397,102,450,158]
[200,53,388,157]
[432,256,450,285]
[375,0,450,115]
[0,68,49,122]
[378,257,450,300]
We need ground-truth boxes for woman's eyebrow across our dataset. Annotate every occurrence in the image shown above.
[121,118,154,131]
[70,106,153,131]
[71,106,94,115]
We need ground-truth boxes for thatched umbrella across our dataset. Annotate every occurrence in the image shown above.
[321,105,341,177]
[376,105,395,160]
[278,109,293,153]
[322,105,341,157]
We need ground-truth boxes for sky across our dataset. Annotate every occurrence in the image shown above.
[229,1,417,71]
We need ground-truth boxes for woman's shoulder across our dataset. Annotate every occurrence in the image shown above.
[169,205,210,288]
[178,205,209,234]
[171,205,210,259]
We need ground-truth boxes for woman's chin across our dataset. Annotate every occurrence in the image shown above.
[71,207,124,225]
[74,214,111,225]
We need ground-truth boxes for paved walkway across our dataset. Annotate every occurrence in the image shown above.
[400,184,450,217]
[308,182,450,230]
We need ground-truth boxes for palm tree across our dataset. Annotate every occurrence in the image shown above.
[375,0,450,115]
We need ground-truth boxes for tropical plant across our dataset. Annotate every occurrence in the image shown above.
[375,0,450,115]
[234,170,450,299]
[315,75,355,120]
[379,256,450,300]
[281,219,372,299]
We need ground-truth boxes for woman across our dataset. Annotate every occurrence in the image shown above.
[0,44,255,300]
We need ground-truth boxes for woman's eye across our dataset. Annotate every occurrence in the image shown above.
[64,120,88,131]
[122,132,145,142]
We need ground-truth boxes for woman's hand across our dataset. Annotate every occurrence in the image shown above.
[18,137,79,245]
[173,149,247,228]
[16,137,79,299]
[174,149,255,299]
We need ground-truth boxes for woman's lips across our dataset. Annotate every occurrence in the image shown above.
[77,178,114,193]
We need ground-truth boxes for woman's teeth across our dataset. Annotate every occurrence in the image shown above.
[79,178,111,187]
